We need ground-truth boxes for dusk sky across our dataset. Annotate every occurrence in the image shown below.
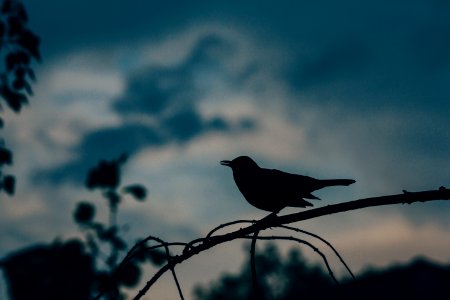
[1,0,450,298]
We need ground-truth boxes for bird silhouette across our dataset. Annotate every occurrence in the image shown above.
[221,156,355,213]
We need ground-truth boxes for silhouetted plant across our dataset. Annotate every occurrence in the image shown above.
[0,0,40,113]
[0,0,40,195]
[0,3,448,299]
[0,156,164,300]
[1,239,96,300]
[73,155,166,300]
[194,243,333,300]
[121,187,450,300]
[194,243,450,300]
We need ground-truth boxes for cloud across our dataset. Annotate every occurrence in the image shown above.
[280,1,450,116]
[36,124,165,183]
[36,33,256,183]
[112,66,190,116]
[286,38,371,91]
[112,34,239,117]
[3,3,450,299]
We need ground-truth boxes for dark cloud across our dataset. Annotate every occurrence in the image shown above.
[287,39,370,91]
[162,108,209,142]
[27,0,208,58]
[186,35,235,67]
[36,124,166,183]
[28,0,450,227]
[280,1,450,115]
[37,34,255,184]
[112,34,235,117]
[113,66,191,116]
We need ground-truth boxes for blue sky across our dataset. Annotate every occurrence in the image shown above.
[1,0,450,298]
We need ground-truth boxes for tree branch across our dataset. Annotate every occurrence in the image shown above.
[163,244,185,300]
[277,188,450,226]
[206,220,256,238]
[245,235,339,285]
[132,187,450,299]
[250,230,260,300]
[279,225,355,280]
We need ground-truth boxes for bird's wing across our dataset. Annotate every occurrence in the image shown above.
[261,169,319,206]
[265,169,317,188]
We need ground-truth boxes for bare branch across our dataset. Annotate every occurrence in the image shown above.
[163,244,185,300]
[206,220,256,238]
[279,225,355,280]
[250,230,260,300]
[204,220,355,280]
[277,188,450,226]
[246,235,339,285]
[93,236,187,300]
[132,188,450,299]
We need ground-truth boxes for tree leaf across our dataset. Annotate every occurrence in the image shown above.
[2,175,15,195]
[0,147,13,165]
[73,202,96,224]
[122,184,147,201]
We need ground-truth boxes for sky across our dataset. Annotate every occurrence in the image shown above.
[1,0,450,298]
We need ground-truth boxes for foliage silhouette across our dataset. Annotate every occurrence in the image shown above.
[1,239,95,300]
[0,0,40,195]
[0,156,164,300]
[128,187,449,299]
[194,243,450,300]
[0,2,448,299]
[74,156,164,299]
[338,257,450,300]
[194,243,332,300]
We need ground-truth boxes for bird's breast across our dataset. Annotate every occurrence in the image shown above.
[232,171,285,212]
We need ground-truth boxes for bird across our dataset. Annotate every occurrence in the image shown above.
[220,156,355,213]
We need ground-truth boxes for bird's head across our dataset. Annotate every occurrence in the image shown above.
[220,156,259,171]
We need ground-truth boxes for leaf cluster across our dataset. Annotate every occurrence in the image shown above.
[194,243,332,300]
[0,0,40,196]
[73,155,164,299]
[0,0,40,113]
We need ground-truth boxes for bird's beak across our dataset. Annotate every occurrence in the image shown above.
[220,160,231,167]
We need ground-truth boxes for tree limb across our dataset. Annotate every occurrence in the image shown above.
[132,187,450,299]
[279,225,355,280]
[250,230,260,300]
[163,244,185,300]
[245,235,339,285]
[205,220,355,280]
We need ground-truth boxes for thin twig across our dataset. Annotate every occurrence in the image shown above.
[92,236,187,300]
[204,220,355,280]
[246,235,339,285]
[142,242,188,252]
[250,230,260,300]
[279,225,356,280]
[122,236,186,267]
[163,244,185,300]
[132,188,450,299]
[206,220,256,238]
[183,237,205,253]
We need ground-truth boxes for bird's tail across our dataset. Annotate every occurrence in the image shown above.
[319,179,356,187]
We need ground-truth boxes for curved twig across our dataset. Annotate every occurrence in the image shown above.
[247,235,339,285]
[206,220,256,238]
[92,236,187,300]
[142,242,188,252]
[204,220,355,280]
[163,244,185,300]
[279,225,356,280]
[183,237,205,253]
[132,188,450,299]
[250,230,260,300]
